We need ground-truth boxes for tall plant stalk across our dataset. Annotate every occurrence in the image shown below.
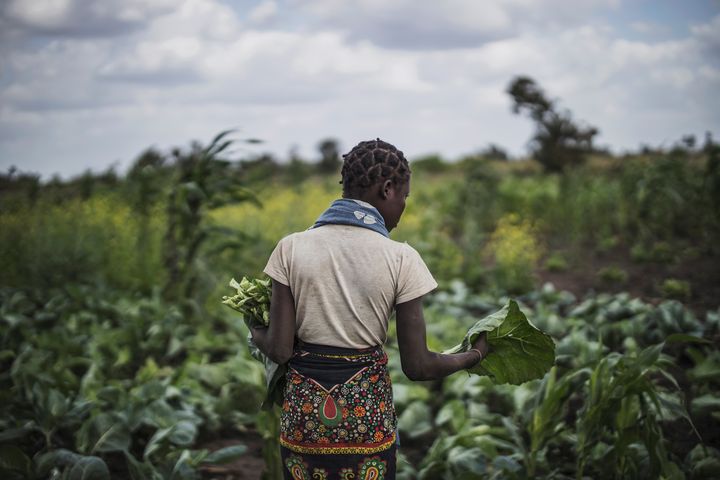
[161,131,260,308]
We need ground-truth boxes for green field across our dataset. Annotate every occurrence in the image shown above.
[1,136,719,479]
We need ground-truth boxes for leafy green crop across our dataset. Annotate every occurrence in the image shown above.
[444,299,556,384]
[221,276,271,328]
[222,276,285,410]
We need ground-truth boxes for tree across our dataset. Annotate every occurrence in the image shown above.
[507,76,598,172]
[479,143,509,161]
[317,138,341,174]
[285,146,313,185]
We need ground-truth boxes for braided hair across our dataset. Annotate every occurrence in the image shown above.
[339,138,411,198]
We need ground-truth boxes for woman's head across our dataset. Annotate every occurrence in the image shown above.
[340,139,411,198]
[340,139,411,231]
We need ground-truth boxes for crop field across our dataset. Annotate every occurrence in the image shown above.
[1,138,719,479]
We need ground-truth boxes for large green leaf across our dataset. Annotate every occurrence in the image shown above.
[91,421,131,454]
[201,445,248,465]
[0,444,32,479]
[34,448,82,476]
[170,449,196,480]
[444,300,556,385]
[67,456,110,480]
[0,423,39,442]
[144,426,172,460]
[435,399,468,433]
[397,401,433,439]
[167,421,197,446]
[124,451,163,480]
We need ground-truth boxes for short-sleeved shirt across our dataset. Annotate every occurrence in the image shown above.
[263,224,438,349]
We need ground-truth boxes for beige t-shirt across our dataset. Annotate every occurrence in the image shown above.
[262,224,438,349]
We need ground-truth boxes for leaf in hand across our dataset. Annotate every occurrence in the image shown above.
[444,300,555,385]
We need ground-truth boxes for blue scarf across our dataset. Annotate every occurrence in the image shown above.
[310,198,389,237]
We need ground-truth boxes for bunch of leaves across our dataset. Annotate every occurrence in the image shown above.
[221,276,271,328]
[444,299,556,385]
[221,275,285,411]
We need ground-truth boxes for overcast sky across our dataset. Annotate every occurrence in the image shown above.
[1,0,719,181]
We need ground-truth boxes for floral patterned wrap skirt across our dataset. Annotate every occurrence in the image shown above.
[279,341,398,480]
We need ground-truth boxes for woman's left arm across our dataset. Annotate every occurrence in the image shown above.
[250,279,296,364]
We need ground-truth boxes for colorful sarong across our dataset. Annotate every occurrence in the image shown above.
[279,342,397,479]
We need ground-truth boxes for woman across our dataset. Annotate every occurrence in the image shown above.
[251,139,488,480]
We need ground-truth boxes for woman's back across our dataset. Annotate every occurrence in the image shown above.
[264,223,437,349]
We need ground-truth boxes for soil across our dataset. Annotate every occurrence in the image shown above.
[536,241,720,317]
[198,430,266,480]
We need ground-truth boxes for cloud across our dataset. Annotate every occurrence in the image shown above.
[97,37,206,84]
[1,0,176,37]
[248,0,279,25]
[290,0,621,50]
[629,21,670,36]
[691,14,720,64]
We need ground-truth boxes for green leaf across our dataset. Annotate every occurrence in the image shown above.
[144,426,172,460]
[67,456,110,480]
[665,333,712,344]
[435,399,467,433]
[201,445,248,465]
[170,449,195,480]
[447,446,487,477]
[91,422,131,454]
[687,444,720,479]
[528,366,582,453]
[491,455,523,475]
[391,383,431,409]
[692,457,720,479]
[168,421,197,446]
[47,388,69,419]
[124,451,162,480]
[444,300,556,385]
[34,449,82,476]
[0,444,32,477]
[0,423,38,442]
[204,129,237,156]
[689,351,720,383]
[398,401,433,439]
[691,394,720,415]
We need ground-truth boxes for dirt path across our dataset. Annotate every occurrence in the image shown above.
[198,431,266,480]
[536,243,720,316]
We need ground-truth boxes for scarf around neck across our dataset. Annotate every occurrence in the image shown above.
[310,198,389,238]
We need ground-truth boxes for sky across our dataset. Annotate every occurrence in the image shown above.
[1,0,719,181]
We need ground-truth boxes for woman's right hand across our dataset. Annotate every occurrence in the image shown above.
[471,331,489,361]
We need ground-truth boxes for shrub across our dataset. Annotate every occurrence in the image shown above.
[658,278,691,300]
[631,241,678,264]
[649,241,675,263]
[544,252,569,271]
[485,213,542,293]
[597,266,629,285]
[411,154,450,173]
[596,235,619,253]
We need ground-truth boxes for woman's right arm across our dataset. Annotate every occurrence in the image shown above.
[395,295,488,381]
